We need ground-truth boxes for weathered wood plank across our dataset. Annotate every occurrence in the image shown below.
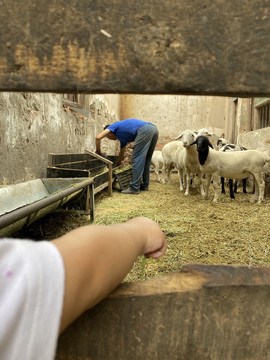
[49,153,96,166]
[53,160,105,170]
[1,0,270,96]
[47,167,90,178]
[56,264,270,360]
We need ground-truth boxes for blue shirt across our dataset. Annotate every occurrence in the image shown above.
[107,119,151,148]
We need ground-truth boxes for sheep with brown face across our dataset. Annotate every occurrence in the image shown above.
[190,135,270,204]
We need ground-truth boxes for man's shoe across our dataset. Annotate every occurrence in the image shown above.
[121,187,140,195]
[140,186,149,191]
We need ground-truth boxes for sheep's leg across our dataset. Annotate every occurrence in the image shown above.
[234,180,238,193]
[259,178,265,203]
[243,178,247,193]
[221,177,226,194]
[166,165,172,183]
[182,170,187,188]
[203,174,211,200]
[212,174,220,202]
[184,170,191,196]
[251,173,265,204]
[251,179,258,203]
[155,165,161,182]
[191,173,196,188]
[177,167,184,191]
[161,164,167,183]
[252,173,265,204]
[198,171,205,196]
[229,179,235,199]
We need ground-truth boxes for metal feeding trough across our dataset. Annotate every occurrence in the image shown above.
[47,150,118,196]
[47,149,132,192]
[113,166,133,190]
[0,178,94,238]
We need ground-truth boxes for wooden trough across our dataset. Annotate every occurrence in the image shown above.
[0,177,94,238]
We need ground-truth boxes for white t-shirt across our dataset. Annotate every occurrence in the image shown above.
[0,239,65,360]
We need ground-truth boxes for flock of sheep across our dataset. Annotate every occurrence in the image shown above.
[151,129,270,204]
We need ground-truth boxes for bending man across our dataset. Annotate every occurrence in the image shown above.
[96,118,159,194]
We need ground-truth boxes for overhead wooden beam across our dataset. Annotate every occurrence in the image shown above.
[0,0,270,96]
[56,264,270,360]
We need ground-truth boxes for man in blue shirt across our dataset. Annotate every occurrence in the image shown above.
[96,119,159,194]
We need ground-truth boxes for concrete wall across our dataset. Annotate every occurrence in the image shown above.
[238,128,270,150]
[0,93,229,185]
[3,91,269,185]
[0,92,120,184]
[120,95,226,144]
[224,97,270,150]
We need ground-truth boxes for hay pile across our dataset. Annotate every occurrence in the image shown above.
[13,173,270,282]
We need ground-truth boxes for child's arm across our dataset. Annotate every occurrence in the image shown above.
[52,217,166,333]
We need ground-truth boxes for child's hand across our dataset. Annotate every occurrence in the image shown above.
[127,217,167,259]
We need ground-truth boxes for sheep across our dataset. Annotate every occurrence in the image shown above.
[254,147,270,198]
[197,129,227,150]
[197,128,212,138]
[175,148,186,191]
[216,138,229,149]
[190,135,270,204]
[175,129,205,196]
[161,141,183,183]
[219,143,248,198]
[151,150,164,182]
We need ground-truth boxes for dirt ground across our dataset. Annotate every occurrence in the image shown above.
[12,173,270,283]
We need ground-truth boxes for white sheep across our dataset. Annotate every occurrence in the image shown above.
[219,143,248,198]
[151,150,164,182]
[176,148,186,191]
[197,128,212,137]
[216,137,230,149]
[254,147,270,198]
[190,135,270,204]
[175,129,205,196]
[161,141,183,183]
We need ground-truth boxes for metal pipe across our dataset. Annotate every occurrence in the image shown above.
[0,178,94,231]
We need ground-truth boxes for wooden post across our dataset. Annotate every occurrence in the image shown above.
[85,149,113,196]
[89,182,95,221]
[48,153,55,167]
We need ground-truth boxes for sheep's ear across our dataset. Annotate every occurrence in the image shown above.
[174,133,183,140]
[190,140,197,146]
[208,140,214,149]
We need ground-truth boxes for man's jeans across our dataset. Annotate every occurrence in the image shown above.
[130,124,159,191]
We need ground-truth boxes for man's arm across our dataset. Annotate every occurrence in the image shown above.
[115,146,126,166]
[52,217,166,333]
[95,129,111,155]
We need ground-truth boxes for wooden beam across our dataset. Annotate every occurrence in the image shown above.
[56,264,270,359]
[85,149,113,196]
[1,0,270,96]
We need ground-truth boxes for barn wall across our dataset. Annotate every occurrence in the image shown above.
[2,91,269,186]
[224,97,270,150]
[0,93,229,185]
[0,92,120,185]
[120,94,226,146]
